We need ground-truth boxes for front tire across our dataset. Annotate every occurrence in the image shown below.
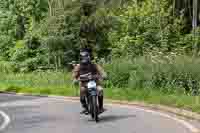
[91,95,99,122]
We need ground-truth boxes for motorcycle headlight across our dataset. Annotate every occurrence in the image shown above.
[87,81,97,88]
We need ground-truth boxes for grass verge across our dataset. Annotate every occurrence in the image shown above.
[0,71,200,113]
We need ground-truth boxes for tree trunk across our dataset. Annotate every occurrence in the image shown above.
[193,0,198,56]
[54,53,58,71]
[58,51,61,69]
[193,0,198,29]
[48,0,53,16]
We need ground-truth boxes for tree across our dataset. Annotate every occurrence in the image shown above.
[192,0,198,56]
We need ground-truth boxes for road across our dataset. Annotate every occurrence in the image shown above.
[0,93,199,133]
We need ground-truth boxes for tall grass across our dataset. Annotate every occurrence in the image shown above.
[105,87,200,113]
[0,61,14,73]
[104,54,200,95]
[0,70,77,96]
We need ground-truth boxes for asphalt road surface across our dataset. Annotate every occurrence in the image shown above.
[0,93,199,133]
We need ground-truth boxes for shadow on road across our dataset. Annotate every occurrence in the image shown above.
[99,114,136,123]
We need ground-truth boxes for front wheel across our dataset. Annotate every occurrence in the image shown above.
[91,95,99,122]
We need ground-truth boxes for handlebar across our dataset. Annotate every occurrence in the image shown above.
[78,74,101,82]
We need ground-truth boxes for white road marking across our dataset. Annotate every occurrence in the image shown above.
[0,98,50,107]
[110,104,199,133]
[0,111,10,131]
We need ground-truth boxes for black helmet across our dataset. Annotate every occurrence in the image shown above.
[80,49,91,64]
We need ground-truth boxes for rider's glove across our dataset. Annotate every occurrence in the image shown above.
[73,79,79,85]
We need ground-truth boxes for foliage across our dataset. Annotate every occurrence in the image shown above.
[104,54,200,95]
[108,0,191,58]
[1,0,200,96]
[0,0,200,70]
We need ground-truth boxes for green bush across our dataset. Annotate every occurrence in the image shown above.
[104,57,135,88]
[104,55,200,95]
[0,61,15,73]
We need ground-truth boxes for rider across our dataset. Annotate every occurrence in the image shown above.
[72,48,107,114]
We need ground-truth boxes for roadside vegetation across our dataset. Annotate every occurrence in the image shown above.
[0,0,200,113]
[1,55,200,113]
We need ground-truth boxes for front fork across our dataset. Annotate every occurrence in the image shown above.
[87,88,98,113]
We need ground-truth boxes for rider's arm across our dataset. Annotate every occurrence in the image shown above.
[72,64,80,80]
[96,64,107,79]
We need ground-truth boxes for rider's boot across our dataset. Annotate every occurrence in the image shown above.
[98,95,104,114]
[80,96,89,115]
[80,107,89,115]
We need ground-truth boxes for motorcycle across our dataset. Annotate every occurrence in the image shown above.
[79,73,100,122]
